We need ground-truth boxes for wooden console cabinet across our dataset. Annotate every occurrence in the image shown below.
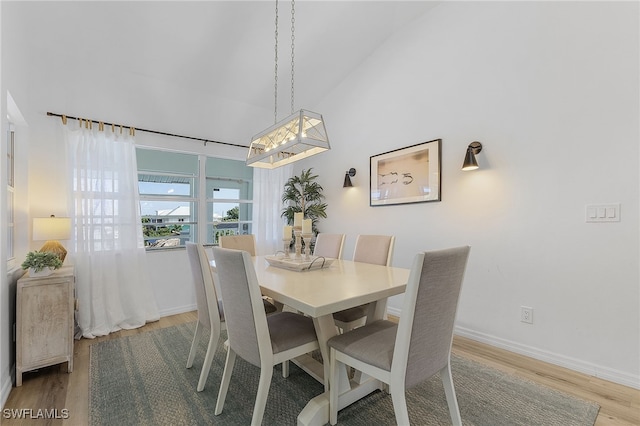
[16,265,75,386]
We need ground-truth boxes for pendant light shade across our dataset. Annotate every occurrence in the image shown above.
[247,109,330,169]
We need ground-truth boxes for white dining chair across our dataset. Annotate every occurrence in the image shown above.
[218,234,278,314]
[185,242,224,392]
[212,247,320,426]
[313,233,345,259]
[333,235,395,332]
[218,234,257,255]
[328,246,471,426]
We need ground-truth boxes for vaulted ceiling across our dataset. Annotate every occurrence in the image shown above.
[9,1,438,112]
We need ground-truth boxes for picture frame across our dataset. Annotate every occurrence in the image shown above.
[370,139,441,206]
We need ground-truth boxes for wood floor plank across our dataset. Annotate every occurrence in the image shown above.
[2,311,637,425]
[452,335,640,426]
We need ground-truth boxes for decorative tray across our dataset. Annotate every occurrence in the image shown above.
[264,255,335,272]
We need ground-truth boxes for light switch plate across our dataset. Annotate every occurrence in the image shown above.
[586,203,620,222]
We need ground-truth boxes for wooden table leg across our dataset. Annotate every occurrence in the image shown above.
[298,303,390,426]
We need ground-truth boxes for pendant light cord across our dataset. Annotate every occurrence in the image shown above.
[273,0,296,123]
[274,0,279,124]
[290,0,295,115]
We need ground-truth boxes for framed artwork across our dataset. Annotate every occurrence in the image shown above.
[370,139,441,206]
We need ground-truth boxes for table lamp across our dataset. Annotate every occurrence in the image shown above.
[33,215,72,262]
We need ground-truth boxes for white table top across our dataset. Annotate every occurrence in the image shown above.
[251,255,410,318]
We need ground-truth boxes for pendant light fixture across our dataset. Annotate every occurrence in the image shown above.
[247,0,330,169]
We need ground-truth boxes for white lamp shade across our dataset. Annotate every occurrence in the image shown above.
[33,217,72,241]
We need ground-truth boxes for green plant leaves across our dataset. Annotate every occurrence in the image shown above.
[21,251,63,272]
[281,168,327,233]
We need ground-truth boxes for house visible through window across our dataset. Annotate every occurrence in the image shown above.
[136,148,253,249]
[206,156,253,244]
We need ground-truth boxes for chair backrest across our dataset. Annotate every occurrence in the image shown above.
[313,233,345,259]
[392,246,471,389]
[353,235,395,266]
[218,234,257,256]
[186,242,221,330]
[212,247,271,368]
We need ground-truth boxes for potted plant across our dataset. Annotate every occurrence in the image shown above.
[21,251,63,277]
[281,168,328,234]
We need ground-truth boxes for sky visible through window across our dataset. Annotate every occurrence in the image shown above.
[139,182,238,219]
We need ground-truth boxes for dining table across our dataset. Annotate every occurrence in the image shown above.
[248,254,410,426]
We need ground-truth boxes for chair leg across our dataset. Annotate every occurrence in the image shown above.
[390,385,410,426]
[251,365,274,426]
[215,348,237,415]
[441,363,462,426]
[329,349,339,425]
[186,322,203,368]
[282,360,289,378]
[197,327,220,392]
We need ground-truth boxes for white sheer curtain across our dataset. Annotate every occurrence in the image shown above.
[65,125,159,338]
[252,165,293,255]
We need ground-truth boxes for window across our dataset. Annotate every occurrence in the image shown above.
[6,125,15,262]
[206,156,253,244]
[137,149,198,248]
[136,148,253,249]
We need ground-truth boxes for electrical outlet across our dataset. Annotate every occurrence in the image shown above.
[521,306,533,324]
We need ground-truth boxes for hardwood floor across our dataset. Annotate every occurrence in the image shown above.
[2,311,638,425]
[451,337,639,426]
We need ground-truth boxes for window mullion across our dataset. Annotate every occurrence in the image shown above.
[139,195,196,202]
[198,155,207,244]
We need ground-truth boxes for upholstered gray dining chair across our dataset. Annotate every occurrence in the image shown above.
[313,233,346,259]
[185,242,224,392]
[218,234,278,314]
[212,247,320,426]
[333,234,395,332]
[328,246,471,426]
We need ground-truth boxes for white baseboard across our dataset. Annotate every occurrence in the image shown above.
[1,364,15,410]
[158,304,196,318]
[386,306,639,390]
[455,325,640,390]
[387,306,402,318]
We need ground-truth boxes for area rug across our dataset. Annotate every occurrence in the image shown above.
[89,323,599,425]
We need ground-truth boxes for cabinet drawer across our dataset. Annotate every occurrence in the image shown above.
[18,281,72,365]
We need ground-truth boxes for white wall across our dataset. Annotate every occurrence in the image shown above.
[295,1,639,388]
[1,2,34,405]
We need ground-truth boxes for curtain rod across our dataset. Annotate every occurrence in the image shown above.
[46,111,249,149]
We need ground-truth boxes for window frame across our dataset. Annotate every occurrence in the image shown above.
[6,124,15,264]
[138,170,198,249]
[136,148,253,250]
[206,176,254,244]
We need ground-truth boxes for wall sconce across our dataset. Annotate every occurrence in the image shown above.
[33,215,72,262]
[343,168,356,187]
[462,141,483,171]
